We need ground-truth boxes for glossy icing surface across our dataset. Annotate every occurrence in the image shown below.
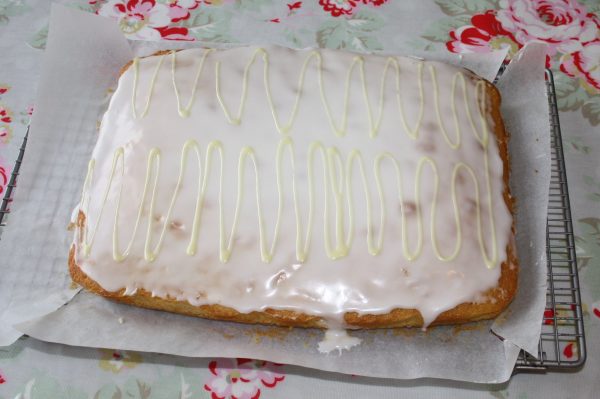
[73,46,512,327]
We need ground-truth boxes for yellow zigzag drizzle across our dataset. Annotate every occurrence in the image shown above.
[80,48,498,268]
[132,48,488,144]
[79,137,498,268]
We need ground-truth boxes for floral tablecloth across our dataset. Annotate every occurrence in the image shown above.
[1,1,599,398]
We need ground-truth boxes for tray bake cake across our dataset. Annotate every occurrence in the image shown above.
[69,45,517,329]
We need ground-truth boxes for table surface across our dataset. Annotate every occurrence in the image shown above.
[1,1,599,398]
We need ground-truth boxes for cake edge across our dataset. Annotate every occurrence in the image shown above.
[69,239,517,328]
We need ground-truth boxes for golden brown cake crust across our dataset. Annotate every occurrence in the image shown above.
[68,55,518,329]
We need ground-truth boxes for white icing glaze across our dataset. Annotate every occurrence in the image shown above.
[73,45,512,327]
[318,329,362,354]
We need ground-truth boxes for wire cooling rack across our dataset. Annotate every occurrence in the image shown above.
[0,70,586,373]
[0,128,27,231]
[514,69,586,372]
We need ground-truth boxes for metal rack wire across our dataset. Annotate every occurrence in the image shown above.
[514,69,586,371]
[0,70,586,372]
[0,128,27,231]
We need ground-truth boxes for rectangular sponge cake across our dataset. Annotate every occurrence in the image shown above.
[69,45,517,329]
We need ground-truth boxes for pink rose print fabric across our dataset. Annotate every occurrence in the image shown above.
[442,0,600,124]
[447,10,520,54]
[204,358,285,399]
[97,0,195,40]
[496,0,599,56]
[446,0,599,70]
[560,39,600,91]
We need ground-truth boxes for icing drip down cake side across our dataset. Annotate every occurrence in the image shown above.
[69,45,518,329]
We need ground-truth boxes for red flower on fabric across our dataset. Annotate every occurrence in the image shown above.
[287,1,302,11]
[543,308,555,325]
[447,10,520,54]
[167,0,202,23]
[98,0,173,40]
[0,84,9,95]
[560,39,600,92]
[563,342,577,358]
[98,349,142,372]
[319,0,358,17]
[270,18,280,23]
[113,0,156,17]
[319,0,387,17]
[155,26,193,41]
[0,105,12,124]
[204,358,285,399]
[0,165,8,196]
[0,125,10,144]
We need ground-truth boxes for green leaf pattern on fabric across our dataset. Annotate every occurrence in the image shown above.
[11,376,87,399]
[316,10,384,51]
[582,96,600,126]
[232,0,275,12]
[0,0,30,25]
[582,175,600,203]
[565,136,592,155]
[579,0,600,14]
[7,370,211,399]
[26,24,47,50]
[554,73,589,112]
[435,0,498,16]
[421,15,471,42]
[183,8,235,44]
[576,218,600,301]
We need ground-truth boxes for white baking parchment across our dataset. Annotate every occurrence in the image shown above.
[0,5,550,383]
